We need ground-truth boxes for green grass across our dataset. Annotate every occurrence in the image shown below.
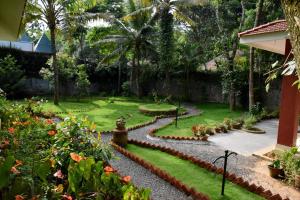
[156,103,245,137]
[139,103,177,111]
[126,144,264,200]
[39,97,164,131]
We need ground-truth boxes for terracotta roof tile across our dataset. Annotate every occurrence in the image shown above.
[239,20,287,37]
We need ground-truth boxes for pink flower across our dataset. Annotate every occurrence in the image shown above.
[54,170,64,179]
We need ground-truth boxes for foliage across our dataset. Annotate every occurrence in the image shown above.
[249,102,262,116]
[156,103,244,137]
[75,64,91,98]
[0,97,150,199]
[271,160,281,169]
[41,53,91,97]
[278,147,300,184]
[0,55,24,96]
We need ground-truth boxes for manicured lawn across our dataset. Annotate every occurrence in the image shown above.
[126,144,264,200]
[156,103,245,137]
[40,97,160,131]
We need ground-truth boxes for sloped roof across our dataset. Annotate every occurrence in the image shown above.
[34,33,52,54]
[239,20,287,37]
[18,33,33,43]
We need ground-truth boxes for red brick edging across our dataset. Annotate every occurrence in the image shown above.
[112,140,290,200]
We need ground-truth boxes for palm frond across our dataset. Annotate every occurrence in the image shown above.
[172,7,195,26]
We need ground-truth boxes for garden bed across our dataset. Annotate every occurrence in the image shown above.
[241,127,266,134]
[139,103,185,116]
[112,140,286,200]
[154,103,244,138]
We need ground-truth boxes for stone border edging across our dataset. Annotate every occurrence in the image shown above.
[241,128,266,134]
[113,140,290,200]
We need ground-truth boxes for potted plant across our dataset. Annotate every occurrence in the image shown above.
[294,160,300,188]
[268,160,284,178]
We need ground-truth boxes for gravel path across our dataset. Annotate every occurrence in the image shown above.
[102,104,300,200]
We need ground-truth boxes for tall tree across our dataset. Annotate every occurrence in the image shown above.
[249,0,264,110]
[213,0,246,111]
[281,1,300,83]
[24,0,97,105]
[95,0,156,97]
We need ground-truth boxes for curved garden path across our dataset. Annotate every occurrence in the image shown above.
[102,104,300,200]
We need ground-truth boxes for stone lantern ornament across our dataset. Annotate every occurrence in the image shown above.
[113,117,128,147]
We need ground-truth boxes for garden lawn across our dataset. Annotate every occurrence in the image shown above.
[40,97,160,131]
[156,103,245,137]
[126,144,264,200]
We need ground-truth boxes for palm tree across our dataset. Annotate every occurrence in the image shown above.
[24,0,97,105]
[94,0,157,97]
[127,0,207,95]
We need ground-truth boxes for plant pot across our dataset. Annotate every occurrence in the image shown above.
[295,175,300,188]
[268,165,284,178]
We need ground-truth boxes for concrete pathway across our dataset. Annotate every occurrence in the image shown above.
[209,119,279,156]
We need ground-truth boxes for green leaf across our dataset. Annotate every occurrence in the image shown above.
[0,155,15,189]
[79,157,95,180]
[34,161,51,182]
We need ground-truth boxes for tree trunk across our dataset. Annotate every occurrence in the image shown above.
[118,62,121,94]
[281,1,300,81]
[160,6,174,96]
[135,46,141,98]
[50,28,59,105]
[249,0,264,110]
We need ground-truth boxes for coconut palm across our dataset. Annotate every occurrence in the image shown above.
[125,0,207,95]
[24,0,98,105]
[94,0,158,97]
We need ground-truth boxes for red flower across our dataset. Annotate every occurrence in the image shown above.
[62,195,73,200]
[104,166,114,175]
[45,119,54,125]
[122,176,131,183]
[70,153,83,163]
[8,127,15,134]
[15,195,25,200]
[48,130,57,136]
[54,170,64,179]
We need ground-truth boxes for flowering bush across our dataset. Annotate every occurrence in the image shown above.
[0,98,150,199]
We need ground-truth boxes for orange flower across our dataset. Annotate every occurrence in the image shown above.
[54,170,64,179]
[122,176,131,183]
[70,153,83,163]
[104,166,114,175]
[11,166,20,175]
[48,130,57,136]
[62,195,73,200]
[15,195,25,200]
[45,119,54,125]
[15,160,23,167]
[8,127,15,134]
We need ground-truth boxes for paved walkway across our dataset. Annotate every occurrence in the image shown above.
[209,119,279,156]
[102,105,300,200]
